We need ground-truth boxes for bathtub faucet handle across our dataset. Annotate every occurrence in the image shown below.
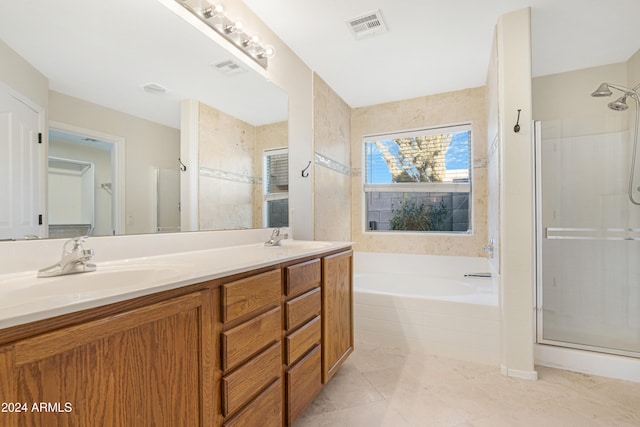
[482,239,494,259]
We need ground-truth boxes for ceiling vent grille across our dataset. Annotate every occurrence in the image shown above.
[211,59,247,76]
[142,82,168,95]
[346,10,388,40]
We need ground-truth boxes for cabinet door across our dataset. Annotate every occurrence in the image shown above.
[1,291,215,427]
[321,250,354,383]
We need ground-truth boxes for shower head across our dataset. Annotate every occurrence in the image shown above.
[591,82,613,97]
[608,96,629,111]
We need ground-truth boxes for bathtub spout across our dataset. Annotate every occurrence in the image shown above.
[464,272,492,278]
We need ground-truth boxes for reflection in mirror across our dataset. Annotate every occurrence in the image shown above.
[48,130,110,238]
[197,103,288,231]
[0,0,288,241]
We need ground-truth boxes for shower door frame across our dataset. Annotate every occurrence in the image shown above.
[534,120,640,359]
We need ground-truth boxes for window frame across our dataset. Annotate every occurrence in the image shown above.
[361,122,474,235]
[262,146,289,228]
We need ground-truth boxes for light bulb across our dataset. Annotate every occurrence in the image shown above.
[257,45,276,59]
[224,20,243,34]
[242,34,260,48]
[202,3,223,19]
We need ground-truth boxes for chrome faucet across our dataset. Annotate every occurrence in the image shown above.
[265,228,288,247]
[37,236,96,278]
[482,238,494,259]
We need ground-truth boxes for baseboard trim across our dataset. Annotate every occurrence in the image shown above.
[500,364,538,380]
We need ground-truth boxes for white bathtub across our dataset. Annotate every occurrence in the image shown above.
[354,252,500,365]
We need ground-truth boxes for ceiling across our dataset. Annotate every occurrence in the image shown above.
[2,1,638,128]
[0,0,287,128]
[243,0,640,108]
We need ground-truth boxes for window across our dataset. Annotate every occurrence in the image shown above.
[263,148,289,227]
[363,124,472,233]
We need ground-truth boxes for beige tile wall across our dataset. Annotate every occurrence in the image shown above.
[199,101,288,231]
[313,74,351,241]
[350,87,488,256]
[198,102,256,230]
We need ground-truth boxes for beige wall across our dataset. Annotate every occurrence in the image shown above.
[0,39,48,110]
[628,48,640,86]
[49,91,180,235]
[533,62,628,137]
[350,87,488,256]
[313,74,351,241]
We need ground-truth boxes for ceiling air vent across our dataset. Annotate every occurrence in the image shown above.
[211,59,247,76]
[346,9,388,40]
[142,82,168,95]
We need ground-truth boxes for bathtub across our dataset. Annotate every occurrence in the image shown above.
[354,252,500,365]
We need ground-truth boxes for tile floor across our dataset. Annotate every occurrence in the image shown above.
[294,342,640,427]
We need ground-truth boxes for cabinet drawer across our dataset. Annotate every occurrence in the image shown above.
[285,258,320,296]
[285,315,320,365]
[222,307,281,372]
[222,341,282,417]
[286,344,322,425]
[223,378,283,427]
[221,269,281,323]
[285,288,321,331]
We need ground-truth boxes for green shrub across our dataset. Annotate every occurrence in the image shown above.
[389,199,448,231]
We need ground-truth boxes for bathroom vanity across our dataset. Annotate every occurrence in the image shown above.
[0,240,353,427]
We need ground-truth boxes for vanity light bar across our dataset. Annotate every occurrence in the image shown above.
[177,0,275,69]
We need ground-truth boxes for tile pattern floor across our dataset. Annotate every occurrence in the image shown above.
[294,342,640,427]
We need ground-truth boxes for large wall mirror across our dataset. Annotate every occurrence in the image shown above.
[0,0,288,241]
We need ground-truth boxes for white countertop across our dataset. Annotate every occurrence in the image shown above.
[0,240,352,330]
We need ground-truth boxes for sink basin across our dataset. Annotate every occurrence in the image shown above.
[276,240,334,250]
[2,263,185,300]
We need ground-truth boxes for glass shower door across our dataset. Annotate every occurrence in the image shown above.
[536,120,640,357]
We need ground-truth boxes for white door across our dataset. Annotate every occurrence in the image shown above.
[0,87,44,240]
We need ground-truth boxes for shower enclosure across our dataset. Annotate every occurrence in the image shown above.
[535,73,640,358]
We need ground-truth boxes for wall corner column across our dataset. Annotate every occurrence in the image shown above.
[180,99,199,232]
[496,7,537,380]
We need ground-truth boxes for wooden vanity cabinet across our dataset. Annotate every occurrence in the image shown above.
[322,250,354,383]
[0,247,354,427]
[0,290,215,427]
